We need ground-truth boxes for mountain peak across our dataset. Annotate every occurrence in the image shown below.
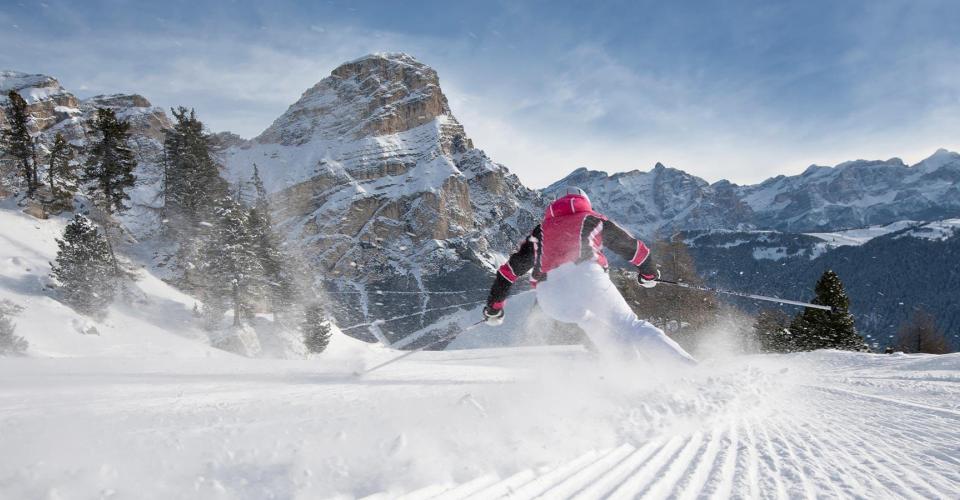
[342,52,421,67]
[255,52,457,146]
[0,70,70,106]
[914,148,960,173]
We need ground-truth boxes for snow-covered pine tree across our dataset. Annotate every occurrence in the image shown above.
[790,270,866,351]
[162,107,227,228]
[302,303,332,354]
[81,108,137,215]
[0,310,28,356]
[162,108,230,289]
[50,214,116,316]
[246,167,298,315]
[47,132,74,196]
[196,197,263,328]
[1,90,39,195]
[753,309,794,352]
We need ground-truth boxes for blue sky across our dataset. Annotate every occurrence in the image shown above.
[2,0,959,187]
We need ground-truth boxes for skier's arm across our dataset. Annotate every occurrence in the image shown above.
[601,220,652,267]
[486,227,539,309]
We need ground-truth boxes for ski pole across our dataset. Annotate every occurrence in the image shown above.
[651,277,834,312]
[357,320,486,376]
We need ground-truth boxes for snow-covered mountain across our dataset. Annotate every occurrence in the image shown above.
[221,53,542,342]
[545,163,751,239]
[549,150,960,238]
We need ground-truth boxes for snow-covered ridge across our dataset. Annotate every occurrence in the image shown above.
[551,149,960,238]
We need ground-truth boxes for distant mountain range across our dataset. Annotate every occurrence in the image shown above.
[546,150,960,240]
[3,55,959,349]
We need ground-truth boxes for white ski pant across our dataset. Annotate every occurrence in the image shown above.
[536,261,697,366]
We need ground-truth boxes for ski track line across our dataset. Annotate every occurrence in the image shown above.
[752,416,793,500]
[823,415,954,498]
[820,422,938,500]
[734,416,762,500]
[803,384,960,420]
[701,420,740,500]
[804,410,929,499]
[809,385,960,487]
[762,417,819,499]
[853,417,960,487]
[673,426,724,500]
[507,449,606,499]
[538,443,636,499]
[395,483,454,500]
[605,434,687,500]
[772,420,846,499]
[433,473,499,500]
[807,401,926,498]
[571,439,665,499]
[641,430,705,500]
[831,378,960,413]
[781,414,890,499]
[469,469,536,500]
[881,423,960,470]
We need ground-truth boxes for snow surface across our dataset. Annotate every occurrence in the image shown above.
[806,220,919,247]
[0,200,367,359]
[896,219,960,242]
[1,346,958,498]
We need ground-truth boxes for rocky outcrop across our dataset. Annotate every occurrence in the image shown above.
[0,71,80,133]
[0,70,173,238]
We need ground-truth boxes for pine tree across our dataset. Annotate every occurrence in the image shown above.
[1,90,38,195]
[47,133,74,195]
[0,311,28,356]
[894,309,952,354]
[246,167,297,315]
[50,214,116,316]
[82,108,137,215]
[250,164,267,209]
[790,270,866,351]
[196,197,263,328]
[302,303,332,354]
[753,309,794,353]
[163,107,227,227]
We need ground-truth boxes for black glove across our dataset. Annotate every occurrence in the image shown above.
[483,304,505,326]
[637,257,660,289]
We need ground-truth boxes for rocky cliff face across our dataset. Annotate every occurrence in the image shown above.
[223,53,541,342]
[0,71,172,237]
[549,150,960,238]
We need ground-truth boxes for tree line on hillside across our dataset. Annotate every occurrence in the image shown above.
[1,93,331,355]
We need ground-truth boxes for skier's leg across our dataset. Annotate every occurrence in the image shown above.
[536,261,695,365]
[576,265,697,366]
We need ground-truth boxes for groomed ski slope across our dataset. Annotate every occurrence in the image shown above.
[1,347,958,499]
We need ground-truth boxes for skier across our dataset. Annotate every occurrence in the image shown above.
[482,188,697,366]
